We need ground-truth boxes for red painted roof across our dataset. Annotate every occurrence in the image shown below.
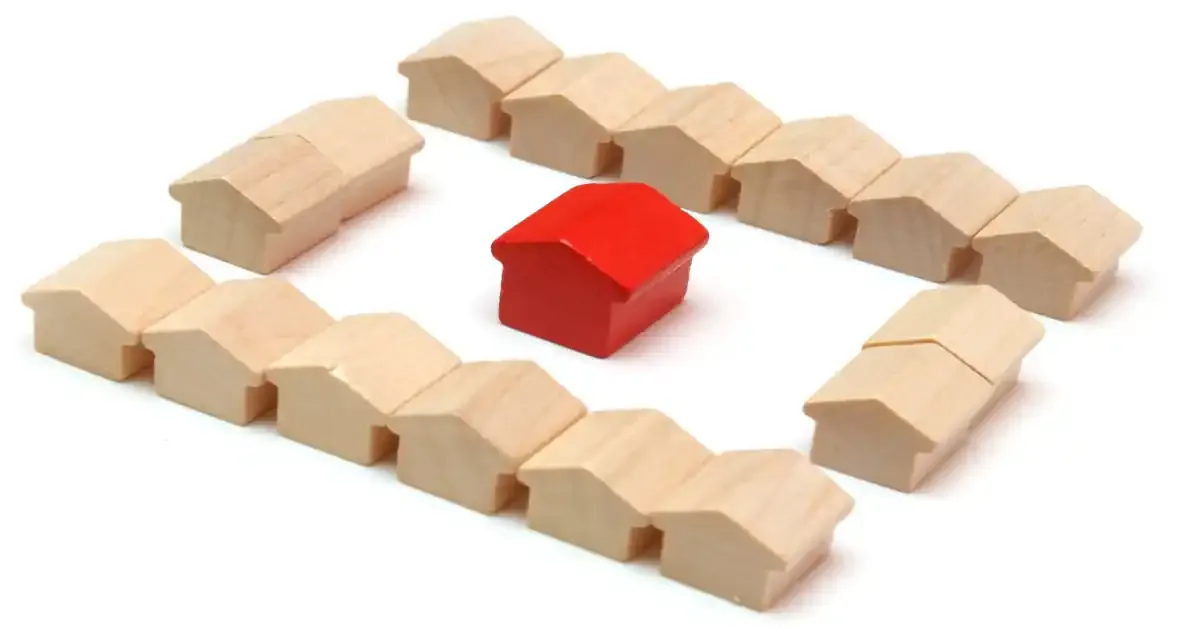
[492,183,709,300]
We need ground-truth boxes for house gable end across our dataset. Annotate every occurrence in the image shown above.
[616,124,727,175]
[974,230,1095,281]
[653,510,788,570]
[142,328,258,387]
[23,290,136,347]
[502,93,608,140]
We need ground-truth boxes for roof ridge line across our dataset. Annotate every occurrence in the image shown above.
[861,338,994,385]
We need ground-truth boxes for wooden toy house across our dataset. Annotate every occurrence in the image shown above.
[392,360,586,513]
[972,185,1142,319]
[651,450,854,610]
[518,409,712,560]
[613,83,781,212]
[847,153,1019,282]
[141,278,334,424]
[500,52,666,177]
[491,182,709,358]
[732,116,900,244]
[398,16,563,139]
[265,313,460,465]
[21,239,215,380]
[804,285,1044,491]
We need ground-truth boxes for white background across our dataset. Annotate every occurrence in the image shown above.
[1,1,1196,625]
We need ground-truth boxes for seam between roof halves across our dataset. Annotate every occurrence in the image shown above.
[862,339,994,385]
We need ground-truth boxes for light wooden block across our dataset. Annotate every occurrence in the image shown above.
[651,450,854,611]
[391,361,586,513]
[21,239,215,381]
[972,185,1142,320]
[804,285,1044,492]
[398,16,563,139]
[265,313,460,465]
[731,116,901,244]
[847,153,1019,281]
[142,277,334,425]
[255,96,426,220]
[501,53,666,177]
[613,83,781,212]
[517,409,712,560]
[169,134,348,274]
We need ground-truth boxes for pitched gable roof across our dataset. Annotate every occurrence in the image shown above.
[974,185,1142,277]
[732,116,901,199]
[518,409,713,517]
[850,153,1019,239]
[491,182,709,300]
[255,96,425,182]
[616,82,781,166]
[864,285,1044,384]
[22,239,215,339]
[169,134,348,228]
[143,277,333,381]
[398,16,562,94]
[652,450,853,568]
[393,360,585,467]
[804,343,994,447]
[267,313,460,414]
[502,53,666,132]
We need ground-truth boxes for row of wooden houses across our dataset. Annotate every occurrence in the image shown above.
[398,17,1142,320]
[169,96,426,274]
[21,238,853,612]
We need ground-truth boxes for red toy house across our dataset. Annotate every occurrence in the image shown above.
[491,182,709,358]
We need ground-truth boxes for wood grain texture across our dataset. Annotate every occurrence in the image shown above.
[501,53,666,177]
[732,116,900,244]
[972,185,1142,319]
[517,409,712,560]
[847,153,1019,281]
[398,16,563,139]
[614,83,781,212]
[651,450,854,611]
[392,360,586,513]
[265,313,460,465]
[142,278,334,425]
[22,239,215,380]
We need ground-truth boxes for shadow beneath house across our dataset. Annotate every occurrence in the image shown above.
[1067,271,1142,325]
[769,549,852,615]
[605,299,707,362]
[915,380,1041,495]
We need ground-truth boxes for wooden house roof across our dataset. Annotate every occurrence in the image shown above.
[615,82,781,167]
[169,134,348,228]
[143,277,333,382]
[849,153,1019,239]
[732,116,901,199]
[392,360,585,467]
[491,182,709,301]
[501,53,666,132]
[864,285,1044,384]
[804,343,995,448]
[518,409,713,517]
[266,313,460,414]
[973,185,1142,278]
[652,450,854,568]
[255,96,425,181]
[398,16,563,94]
[21,239,215,339]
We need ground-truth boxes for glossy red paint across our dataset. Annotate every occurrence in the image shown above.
[491,182,709,358]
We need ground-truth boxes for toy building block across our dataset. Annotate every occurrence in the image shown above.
[846,153,1019,281]
[391,360,586,513]
[265,313,460,465]
[398,16,563,140]
[21,239,215,381]
[491,182,709,358]
[613,83,782,212]
[500,53,666,177]
[731,116,901,244]
[803,285,1043,492]
[141,278,334,425]
[169,134,349,274]
[972,185,1142,320]
[255,96,426,220]
[650,450,854,611]
[517,409,712,560]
